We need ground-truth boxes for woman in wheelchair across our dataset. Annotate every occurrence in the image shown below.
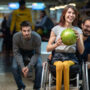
[47,5,84,90]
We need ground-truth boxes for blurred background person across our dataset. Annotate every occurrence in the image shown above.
[35,10,54,41]
[9,0,33,52]
[10,0,33,35]
[1,16,7,53]
[1,15,12,53]
[1,16,7,50]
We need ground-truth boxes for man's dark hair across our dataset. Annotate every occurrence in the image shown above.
[19,0,26,6]
[20,21,31,28]
[41,10,46,16]
[82,17,90,24]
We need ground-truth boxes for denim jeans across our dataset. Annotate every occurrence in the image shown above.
[12,56,42,89]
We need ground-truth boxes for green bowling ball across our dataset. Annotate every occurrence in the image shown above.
[61,28,77,45]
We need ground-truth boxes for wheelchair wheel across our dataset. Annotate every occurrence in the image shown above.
[41,62,49,90]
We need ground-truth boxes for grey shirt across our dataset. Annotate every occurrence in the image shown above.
[13,31,41,69]
[52,25,82,53]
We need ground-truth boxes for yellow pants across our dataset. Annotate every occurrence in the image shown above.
[54,61,75,90]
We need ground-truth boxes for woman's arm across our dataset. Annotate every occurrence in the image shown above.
[77,34,84,54]
[47,31,62,52]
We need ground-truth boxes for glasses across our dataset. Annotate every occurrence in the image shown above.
[84,25,90,29]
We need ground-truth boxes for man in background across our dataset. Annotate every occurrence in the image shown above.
[10,0,33,34]
[81,17,90,89]
[35,10,54,41]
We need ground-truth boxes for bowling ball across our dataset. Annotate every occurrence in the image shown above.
[61,28,77,45]
[37,28,43,35]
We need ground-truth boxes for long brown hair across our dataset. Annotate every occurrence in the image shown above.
[59,5,79,26]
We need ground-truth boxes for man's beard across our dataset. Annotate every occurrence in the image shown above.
[24,36,31,40]
[83,29,90,37]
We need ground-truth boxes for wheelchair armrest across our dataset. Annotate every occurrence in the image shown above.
[70,64,80,79]
[70,64,80,74]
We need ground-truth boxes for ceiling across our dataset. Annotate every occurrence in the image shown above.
[0,0,89,10]
[0,0,88,5]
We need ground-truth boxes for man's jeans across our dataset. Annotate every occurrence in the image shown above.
[12,56,42,89]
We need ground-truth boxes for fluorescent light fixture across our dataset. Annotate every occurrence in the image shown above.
[50,7,56,11]
[0,7,5,10]
[8,2,19,10]
[50,3,76,11]
[32,3,45,10]
[26,5,32,8]
[69,3,76,6]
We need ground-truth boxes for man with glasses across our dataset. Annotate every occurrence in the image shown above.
[81,17,90,61]
[81,17,90,89]
[12,21,42,90]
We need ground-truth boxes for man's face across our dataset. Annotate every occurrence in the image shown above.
[21,26,31,40]
[20,5,25,10]
[82,20,90,37]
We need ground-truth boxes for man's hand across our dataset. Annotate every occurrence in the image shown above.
[86,54,90,69]
[22,67,29,77]
[86,62,90,69]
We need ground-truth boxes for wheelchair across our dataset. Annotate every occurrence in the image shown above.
[81,60,89,90]
[41,53,89,90]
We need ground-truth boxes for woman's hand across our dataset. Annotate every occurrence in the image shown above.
[47,31,63,52]
[55,38,63,47]
[73,30,80,41]
[74,30,84,54]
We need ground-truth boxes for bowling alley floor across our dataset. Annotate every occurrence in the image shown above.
[0,51,34,90]
[0,72,34,90]
[0,42,49,90]
[0,41,80,90]
[0,72,79,90]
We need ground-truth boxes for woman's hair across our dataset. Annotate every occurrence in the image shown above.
[59,5,79,26]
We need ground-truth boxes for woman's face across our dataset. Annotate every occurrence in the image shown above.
[65,8,76,24]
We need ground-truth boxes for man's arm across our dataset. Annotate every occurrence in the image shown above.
[13,34,25,69]
[27,34,41,69]
[35,16,47,27]
[10,11,16,33]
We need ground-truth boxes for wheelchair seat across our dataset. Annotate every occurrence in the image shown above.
[41,57,81,90]
[48,58,80,78]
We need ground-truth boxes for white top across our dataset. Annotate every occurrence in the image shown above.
[52,25,82,53]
